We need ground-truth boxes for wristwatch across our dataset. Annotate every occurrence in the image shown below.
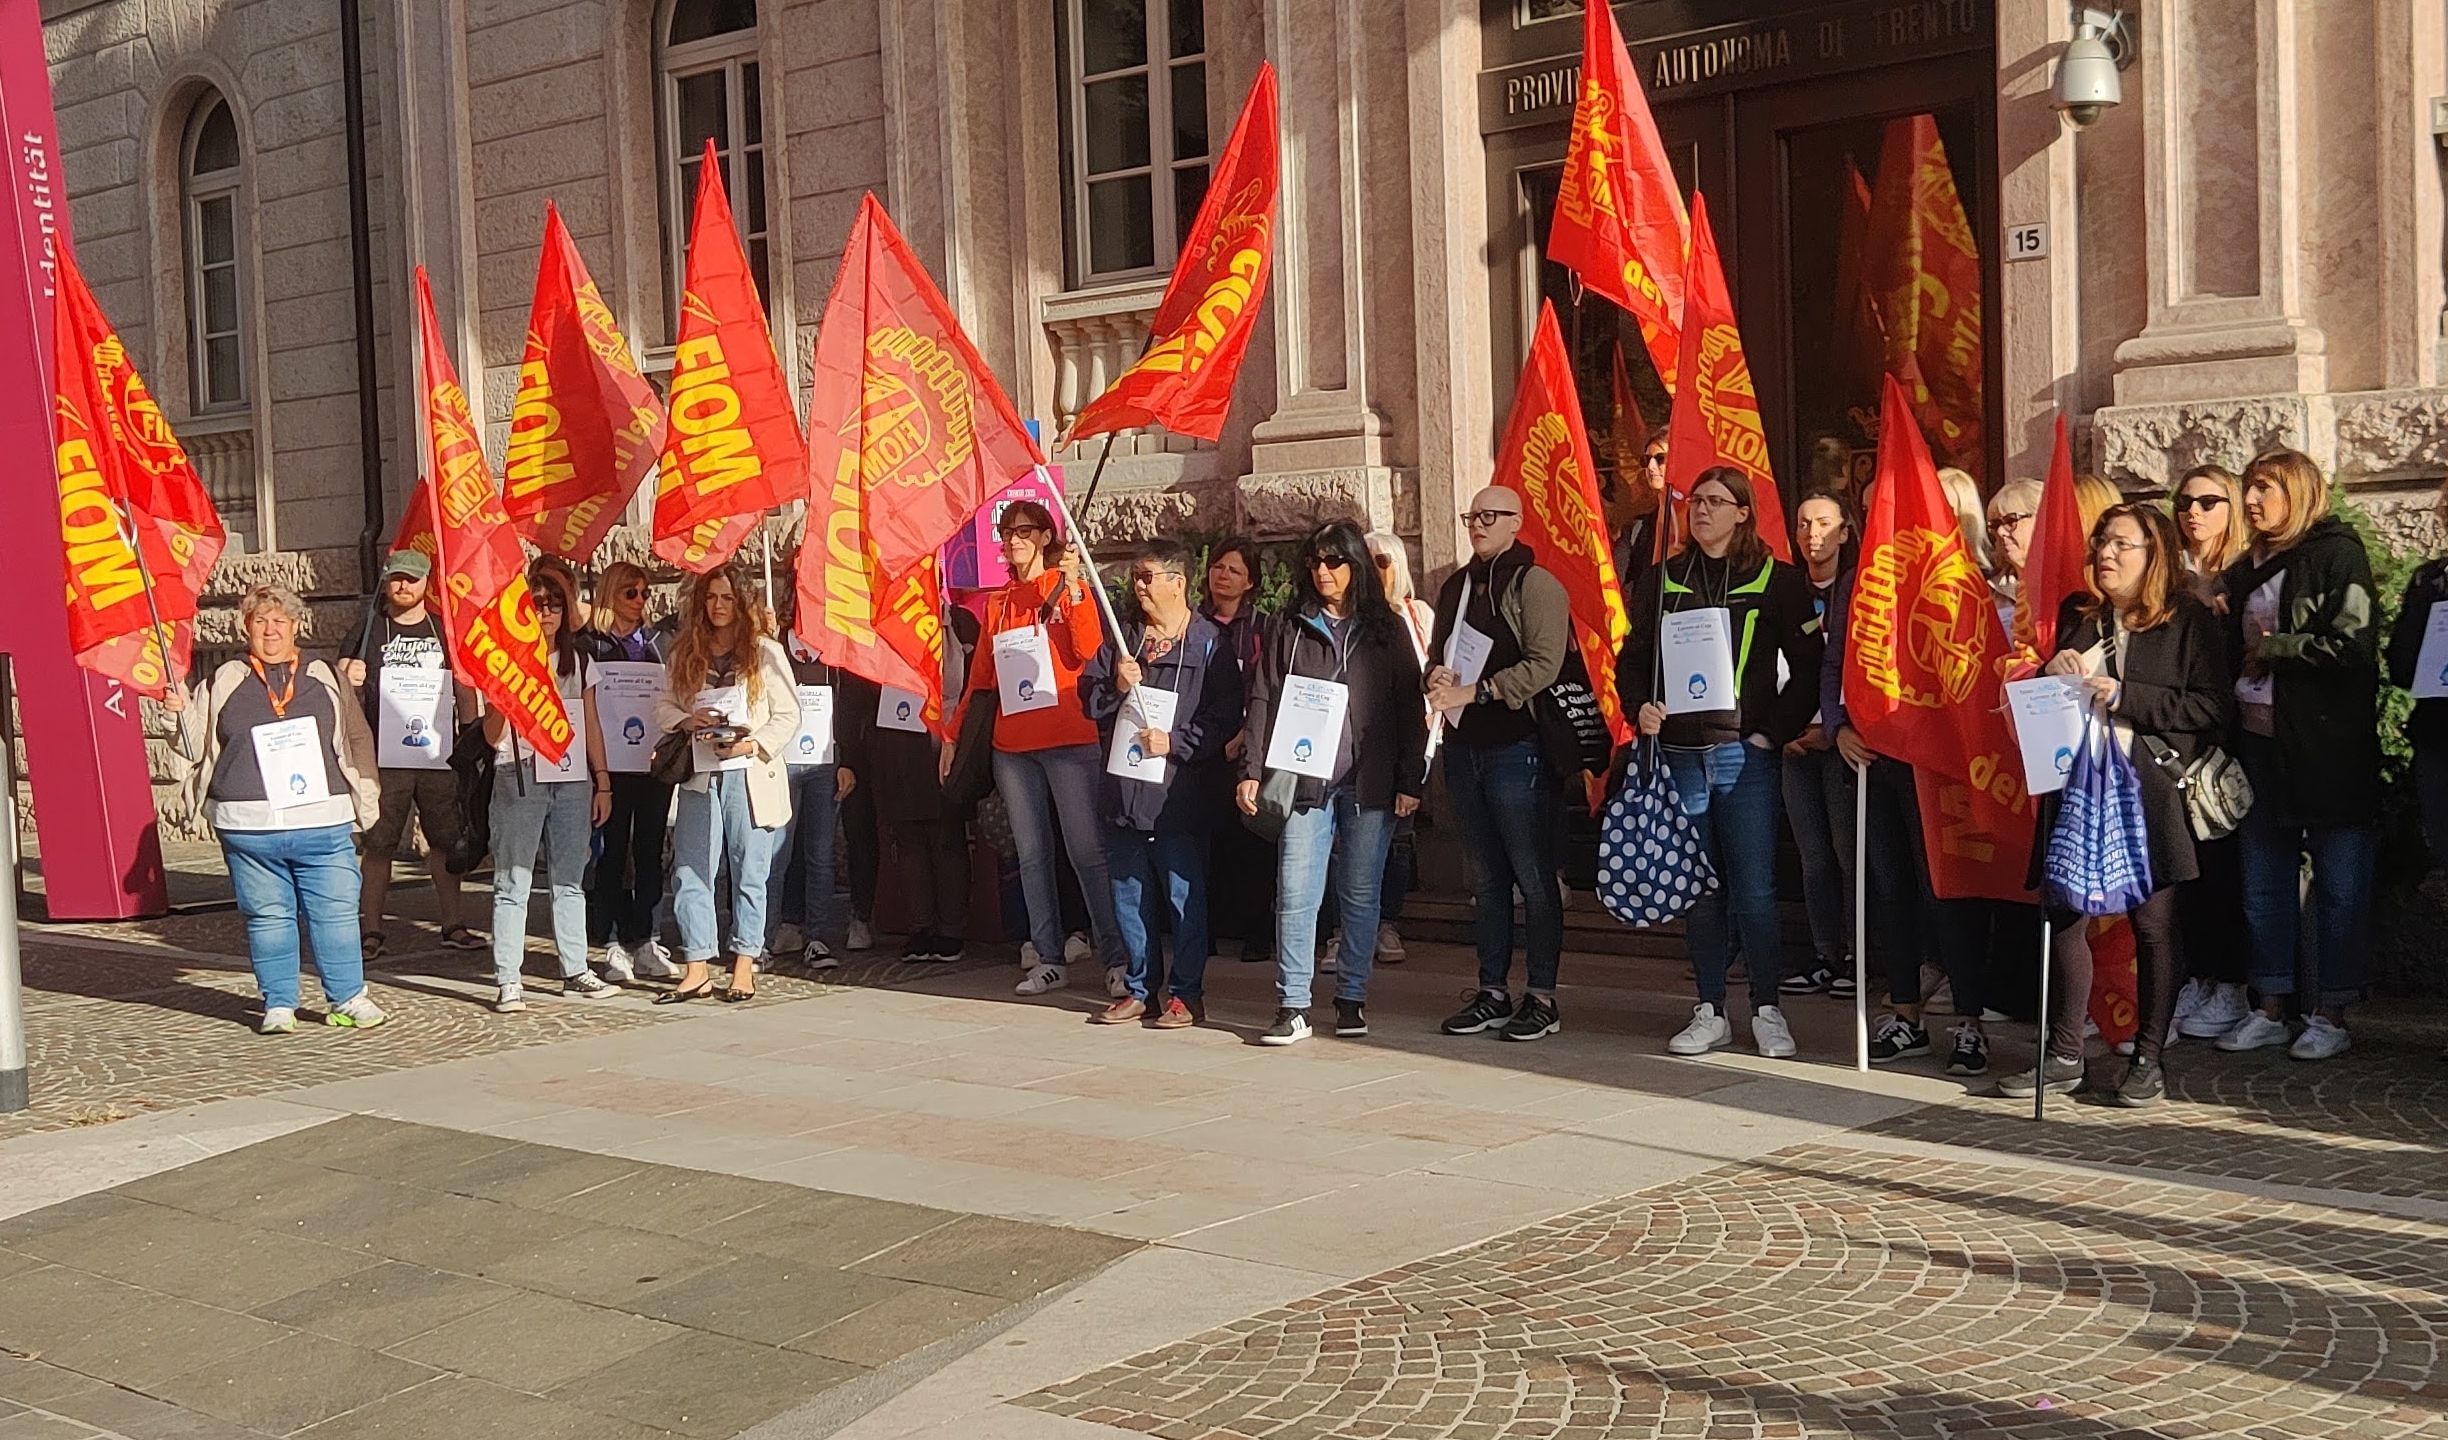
[1475,679,1495,706]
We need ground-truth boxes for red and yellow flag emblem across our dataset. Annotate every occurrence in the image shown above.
[1862,115,1985,475]
[1659,193,1788,563]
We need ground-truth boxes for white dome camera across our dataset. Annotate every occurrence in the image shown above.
[2054,7,2133,128]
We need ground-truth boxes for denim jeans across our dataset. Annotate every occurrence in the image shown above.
[993,745,1123,967]
[1780,744,1856,969]
[2237,736,2374,1007]
[1665,741,1785,1010]
[1444,738,1562,995]
[489,770,593,985]
[671,769,780,962]
[1275,788,1395,1009]
[220,823,365,1012]
[1106,821,1210,1003]
[765,764,842,947]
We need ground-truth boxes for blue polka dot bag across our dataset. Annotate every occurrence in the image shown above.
[1597,740,1718,928]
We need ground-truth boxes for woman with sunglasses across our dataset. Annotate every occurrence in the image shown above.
[582,560,682,984]
[953,499,1125,997]
[483,561,617,1012]
[1237,521,1427,1045]
[2164,464,2256,1042]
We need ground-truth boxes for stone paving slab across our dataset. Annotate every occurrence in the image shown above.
[0,1117,1137,1440]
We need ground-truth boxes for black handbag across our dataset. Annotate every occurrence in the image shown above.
[942,690,998,813]
[1240,767,1300,842]
[648,728,694,786]
[1533,651,1612,780]
[443,721,496,874]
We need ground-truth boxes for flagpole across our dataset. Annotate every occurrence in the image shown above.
[2032,914,2052,1122]
[112,502,184,693]
[1853,758,1869,1073]
[1071,431,1120,524]
[1044,487,1123,643]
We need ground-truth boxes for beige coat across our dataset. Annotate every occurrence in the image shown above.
[653,635,801,829]
[174,658,382,832]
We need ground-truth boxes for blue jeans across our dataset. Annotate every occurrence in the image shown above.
[1444,739,1562,995]
[1106,821,1210,1003]
[993,745,1123,967]
[2237,736,2373,1008]
[765,764,842,947]
[1780,744,1856,968]
[671,769,780,962]
[221,823,365,1012]
[1276,788,1395,1009]
[490,770,592,985]
[1665,741,1785,1010]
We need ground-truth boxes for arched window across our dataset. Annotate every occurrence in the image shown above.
[181,94,246,411]
[657,0,770,324]
[1060,0,1209,284]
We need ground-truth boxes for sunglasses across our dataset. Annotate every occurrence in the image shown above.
[615,585,646,598]
[1309,553,1353,571]
[2175,494,2229,513]
[1374,554,1393,570]
[1131,568,1183,584]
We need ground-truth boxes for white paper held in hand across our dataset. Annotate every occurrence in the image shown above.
[2412,601,2448,700]
[2004,675,2089,795]
[592,662,663,774]
[1660,607,1737,715]
[993,625,1060,714]
[690,684,752,773]
[1264,675,1349,779]
[1106,685,1179,783]
[876,686,929,732]
[252,715,331,810]
[789,685,836,765]
[375,667,452,770]
[532,733,584,785]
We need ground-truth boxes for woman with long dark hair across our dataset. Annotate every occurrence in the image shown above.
[1237,520,1427,1045]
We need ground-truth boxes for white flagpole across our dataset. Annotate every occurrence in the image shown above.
[1044,483,1123,641]
[1853,758,1869,1073]
[2032,915,2053,1122]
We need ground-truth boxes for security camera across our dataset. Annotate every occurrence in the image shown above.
[2054,7,2132,127]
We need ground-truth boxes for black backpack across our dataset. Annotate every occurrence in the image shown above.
[443,721,496,874]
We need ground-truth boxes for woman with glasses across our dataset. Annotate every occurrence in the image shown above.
[953,499,1125,997]
[583,560,682,984]
[483,561,618,1012]
[2165,464,2256,1042]
[653,567,801,1005]
[1980,476,2037,636]
[1237,521,1427,1045]
[1620,468,1822,1059]
[2000,505,2227,1105]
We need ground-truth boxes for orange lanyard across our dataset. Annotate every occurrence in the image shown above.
[249,658,298,719]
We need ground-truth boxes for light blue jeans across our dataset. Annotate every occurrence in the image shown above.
[672,769,780,962]
[490,768,593,985]
[1106,821,1211,1003]
[1276,788,1395,1010]
[1665,740,1786,1011]
[220,823,365,1012]
[993,745,1123,967]
[765,763,842,947]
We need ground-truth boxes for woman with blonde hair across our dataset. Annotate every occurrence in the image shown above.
[581,559,681,982]
[2168,462,2255,1041]
[653,565,800,1004]
[2174,463,2249,602]
[1981,477,2040,636]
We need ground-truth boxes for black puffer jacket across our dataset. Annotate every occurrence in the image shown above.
[2219,516,2382,827]
[1238,604,1427,811]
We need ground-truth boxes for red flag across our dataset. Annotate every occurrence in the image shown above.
[1547,0,1688,389]
[1660,194,1789,563]
[804,192,1041,580]
[2023,414,2087,660]
[52,245,220,696]
[1069,64,1276,443]
[411,267,573,764]
[1608,342,1649,479]
[507,203,667,561]
[654,140,799,573]
[1498,303,1633,762]
[1862,115,1985,475]
[1844,375,2032,900]
[2085,915,2140,1045]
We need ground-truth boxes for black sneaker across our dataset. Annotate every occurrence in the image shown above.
[1828,969,1859,1000]
[1995,1052,2088,1098]
[1945,1027,1989,1076]
[1333,999,1368,1037]
[900,933,934,961]
[1867,1016,1931,1064]
[931,935,965,963]
[1259,1008,1310,1046]
[1780,966,1833,996]
[563,971,616,999]
[2110,1057,2165,1108]
[1500,993,1561,1042]
[1440,990,1513,1036]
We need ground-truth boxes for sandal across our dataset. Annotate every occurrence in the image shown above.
[439,925,485,951]
[721,985,756,1004]
[654,980,717,1006]
[361,931,387,961]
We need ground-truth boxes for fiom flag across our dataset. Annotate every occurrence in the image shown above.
[1660,193,1789,563]
[1862,115,1985,475]
[654,139,800,573]
[1069,63,1276,444]
[506,202,667,562]
[2020,413,2087,662]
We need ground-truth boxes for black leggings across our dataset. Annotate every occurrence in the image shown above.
[588,773,670,946]
[2047,886,2181,1064]
[889,817,971,940]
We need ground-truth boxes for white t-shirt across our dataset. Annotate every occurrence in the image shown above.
[496,652,595,762]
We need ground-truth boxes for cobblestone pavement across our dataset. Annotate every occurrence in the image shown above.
[1022,1141,2448,1440]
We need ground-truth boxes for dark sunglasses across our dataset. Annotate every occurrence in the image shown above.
[1374,554,1393,570]
[615,585,646,598]
[2175,494,2229,513]
[1309,553,1353,571]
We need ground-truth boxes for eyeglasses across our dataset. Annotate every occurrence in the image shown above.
[1987,512,2034,534]
[1459,509,1520,527]
[2092,536,2147,557]
[997,525,1050,541]
[1686,494,1742,513]
[534,597,565,613]
[1130,568,1183,585]
[2175,494,2229,513]
[616,585,646,598]
[1309,553,1353,571]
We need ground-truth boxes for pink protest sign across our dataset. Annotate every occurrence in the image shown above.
[0,0,169,918]
[961,465,1066,591]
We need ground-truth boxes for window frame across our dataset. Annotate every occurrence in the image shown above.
[655,0,773,333]
[1059,0,1209,287]
[180,95,247,415]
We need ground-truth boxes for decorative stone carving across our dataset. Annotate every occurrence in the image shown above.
[1238,466,1398,540]
[2091,395,2321,490]
[1079,480,1232,545]
[2333,389,2448,484]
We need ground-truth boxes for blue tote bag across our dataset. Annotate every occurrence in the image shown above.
[1598,740,1717,928]
[2044,713,2154,916]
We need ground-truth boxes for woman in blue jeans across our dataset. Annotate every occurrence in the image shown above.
[763,629,863,971]
[1617,468,1823,1059]
[166,584,386,1033]
[2215,448,2381,1061]
[483,562,617,1012]
[653,567,801,1005]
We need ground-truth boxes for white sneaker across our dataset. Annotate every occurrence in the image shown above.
[2112,1038,2136,1057]
[2289,1014,2351,1061]
[1019,942,1043,972]
[1104,966,1129,999]
[2216,1011,2293,1052]
[1375,923,1405,963]
[1667,1002,1733,1056]
[259,1006,296,1035]
[2177,982,2250,1040]
[630,938,680,980]
[1751,1005,1796,1059]
[492,983,526,1014]
[602,940,636,984]
[1016,963,1067,996]
[770,922,803,957]
[2169,977,2214,1028]
[1063,932,1093,966]
[327,993,388,1029]
[846,917,874,952]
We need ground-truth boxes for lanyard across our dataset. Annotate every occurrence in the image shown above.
[250,658,299,719]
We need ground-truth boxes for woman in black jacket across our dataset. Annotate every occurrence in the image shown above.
[1236,521,1428,1046]
[2385,479,2448,868]
[1999,504,2228,1107]
[2214,448,2381,1063]
[1617,468,1824,1061]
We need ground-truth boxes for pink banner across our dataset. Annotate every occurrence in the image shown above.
[0,0,167,918]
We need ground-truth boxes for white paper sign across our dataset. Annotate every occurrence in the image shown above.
[1107,684,1180,784]
[375,667,452,770]
[1264,676,1350,779]
[1660,607,1738,715]
[531,733,585,785]
[2005,675,2089,795]
[251,716,331,810]
[2411,601,2448,699]
[788,685,836,765]
[691,684,752,773]
[594,662,663,774]
[877,686,929,733]
[993,625,1060,714]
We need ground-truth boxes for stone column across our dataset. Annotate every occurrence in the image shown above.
[382,0,487,472]
[1404,0,1489,582]
[1992,0,2082,485]
[2374,0,2445,393]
